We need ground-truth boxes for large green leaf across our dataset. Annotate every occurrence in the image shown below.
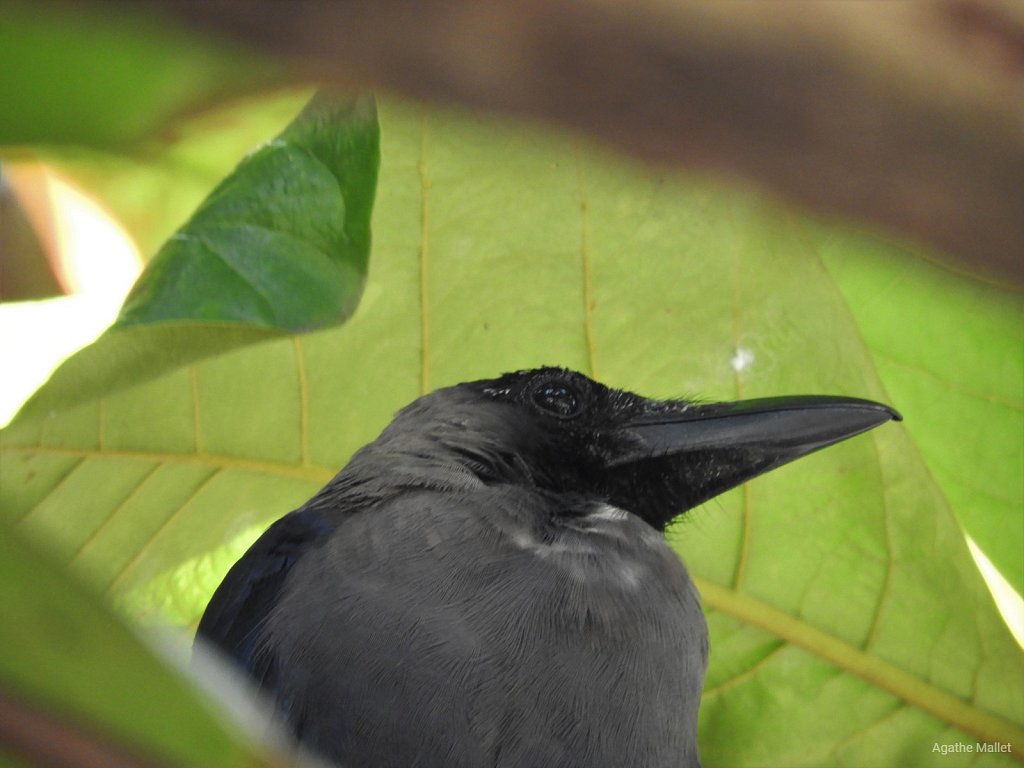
[2,98,1021,766]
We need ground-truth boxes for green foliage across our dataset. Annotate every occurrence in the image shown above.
[0,3,280,147]
[13,92,380,422]
[1,6,1021,763]
[117,91,379,330]
[817,237,1024,606]
[46,91,316,259]
[0,521,287,767]
[2,96,1022,766]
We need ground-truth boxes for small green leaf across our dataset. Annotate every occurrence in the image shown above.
[117,92,379,330]
[10,92,381,421]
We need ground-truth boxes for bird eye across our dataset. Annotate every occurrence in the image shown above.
[531,382,582,418]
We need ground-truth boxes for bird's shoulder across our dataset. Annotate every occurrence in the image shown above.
[194,507,336,677]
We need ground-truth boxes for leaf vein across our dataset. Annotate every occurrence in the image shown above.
[826,703,907,764]
[697,577,1024,751]
[872,348,1022,411]
[98,399,107,451]
[730,222,751,591]
[293,336,311,466]
[190,365,203,455]
[68,462,164,566]
[863,434,894,650]
[574,141,597,379]
[700,640,787,697]
[13,456,88,526]
[1,445,333,485]
[107,466,223,593]
[194,234,279,322]
[418,111,432,395]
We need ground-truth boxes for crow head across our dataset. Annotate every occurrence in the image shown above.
[357,367,900,531]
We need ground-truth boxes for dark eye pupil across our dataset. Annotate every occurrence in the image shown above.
[533,384,579,417]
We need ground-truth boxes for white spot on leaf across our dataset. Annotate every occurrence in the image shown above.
[731,347,754,373]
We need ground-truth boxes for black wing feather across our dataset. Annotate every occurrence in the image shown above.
[194,507,333,693]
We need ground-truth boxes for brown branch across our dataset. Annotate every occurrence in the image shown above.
[109,0,1024,285]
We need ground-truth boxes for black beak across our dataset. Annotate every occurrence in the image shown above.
[607,395,901,529]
